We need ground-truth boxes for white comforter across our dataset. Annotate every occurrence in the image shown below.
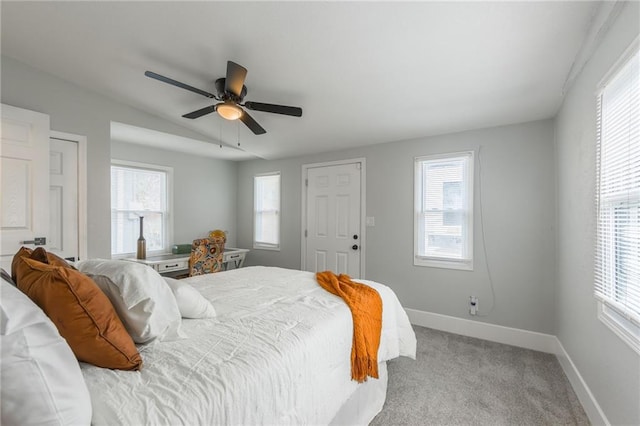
[81,266,416,425]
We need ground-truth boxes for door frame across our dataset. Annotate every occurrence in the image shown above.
[301,157,366,278]
[50,130,88,261]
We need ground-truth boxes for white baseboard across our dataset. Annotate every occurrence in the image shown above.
[405,308,609,426]
[405,308,557,353]
[553,338,610,426]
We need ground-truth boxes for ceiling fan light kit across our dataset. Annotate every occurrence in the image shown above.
[217,102,243,121]
[145,61,302,135]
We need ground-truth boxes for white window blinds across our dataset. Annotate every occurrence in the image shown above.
[254,173,281,249]
[111,163,170,256]
[594,46,640,325]
[414,152,473,270]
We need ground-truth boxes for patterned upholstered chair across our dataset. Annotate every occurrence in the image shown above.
[189,236,226,277]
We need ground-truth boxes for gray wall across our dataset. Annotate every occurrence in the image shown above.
[1,56,236,258]
[554,2,640,424]
[238,119,557,334]
[111,141,237,247]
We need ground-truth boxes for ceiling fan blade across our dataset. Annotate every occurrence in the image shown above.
[244,101,303,117]
[225,61,247,97]
[145,71,217,99]
[239,110,266,135]
[182,105,217,119]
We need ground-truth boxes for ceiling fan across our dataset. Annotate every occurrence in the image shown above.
[145,61,302,135]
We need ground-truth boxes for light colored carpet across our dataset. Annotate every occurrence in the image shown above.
[371,326,589,425]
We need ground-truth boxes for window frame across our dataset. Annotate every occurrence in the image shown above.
[414,151,474,271]
[594,36,640,355]
[253,171,281,251]
[110,160,173,258]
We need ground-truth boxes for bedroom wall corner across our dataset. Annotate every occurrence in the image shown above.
[237,118,557,337]
[111,141,238,247]
[1,56,111,258]
[1,56,233,259]
[553,2,640,424]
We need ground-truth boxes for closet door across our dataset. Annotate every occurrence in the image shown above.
[49,137,79,262]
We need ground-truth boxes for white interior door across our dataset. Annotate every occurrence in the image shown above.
[49,138,78,262]
[304,161,363,277]
[1,104,50,271]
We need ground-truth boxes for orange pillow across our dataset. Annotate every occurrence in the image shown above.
[11,246,32,283]
[28,247,48,264]
[12,247,75,285]
[30,247,75,269]
[16,256,143,371]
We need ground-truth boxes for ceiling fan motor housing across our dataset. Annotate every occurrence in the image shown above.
[215,78,247,102]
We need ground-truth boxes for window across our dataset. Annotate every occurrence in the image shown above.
[414,152,474,270]
[594,40,640,353]
[254,172,280,250]
[111,161,172,257]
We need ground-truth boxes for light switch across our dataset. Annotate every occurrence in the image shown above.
[366,217,375,227]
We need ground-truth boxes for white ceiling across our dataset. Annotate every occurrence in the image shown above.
[1,1,599,161]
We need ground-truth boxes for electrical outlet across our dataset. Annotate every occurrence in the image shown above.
[469,296,478,316]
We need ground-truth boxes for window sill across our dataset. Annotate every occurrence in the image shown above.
[597,301,640,355]
[253,245,280,251]
[414,257,473,271]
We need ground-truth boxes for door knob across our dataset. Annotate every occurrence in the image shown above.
[353,234,358,240]
[352,244,359,250]
[21,237,46,246]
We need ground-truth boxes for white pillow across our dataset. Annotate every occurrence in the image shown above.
[164,277,217,319]
[0,277,92,426]
[76,259,183,343]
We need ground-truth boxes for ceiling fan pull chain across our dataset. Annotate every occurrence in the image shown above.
[219,118,223,148]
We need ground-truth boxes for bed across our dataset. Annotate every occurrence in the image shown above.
[82,266,416,425]
[2,253,415,426]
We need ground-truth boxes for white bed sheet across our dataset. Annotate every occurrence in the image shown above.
[81,266,416,425]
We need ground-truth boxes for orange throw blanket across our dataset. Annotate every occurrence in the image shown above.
[315,271,382,383]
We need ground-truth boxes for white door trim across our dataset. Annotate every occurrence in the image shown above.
[50,130,88,261]
[301,157,366,278]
